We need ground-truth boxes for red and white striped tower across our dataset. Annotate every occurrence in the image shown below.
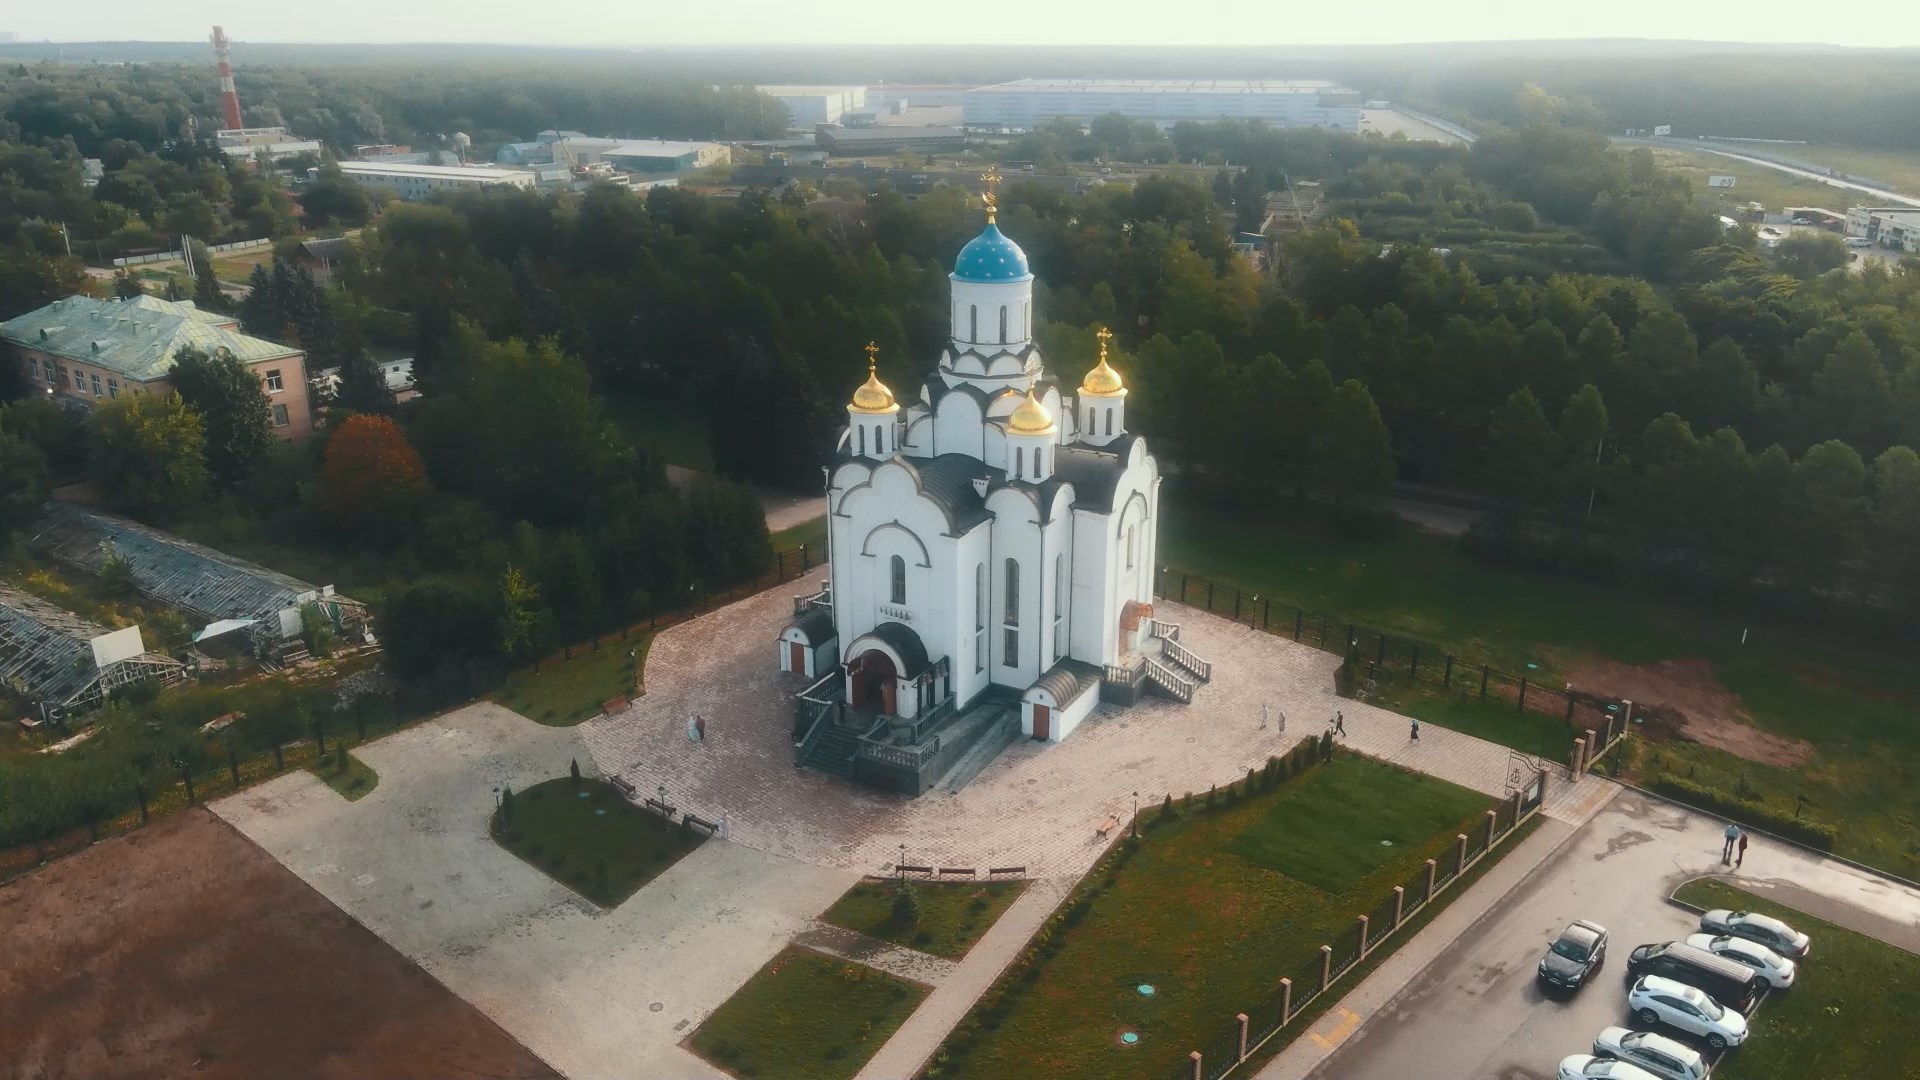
[211,26,242,131]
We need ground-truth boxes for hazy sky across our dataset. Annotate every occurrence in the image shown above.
[8,0,1914,49]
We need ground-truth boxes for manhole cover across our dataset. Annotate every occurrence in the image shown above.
[1120,1031,1140,1046]
[578,791,591,799]
[649,1002,664,1013]
[595,809,607,817]
[1379,839,1394,846]
[1137,984,1155,996]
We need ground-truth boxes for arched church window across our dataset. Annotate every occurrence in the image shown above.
[1004,559,1019,625]
[1104,408,1113,437]
[1126,524,1136,569]
[999,306,1008,344]
[1054,554,1065,617]
[890,555,906,606]
[974,562,987,673]
[970,305,978,342]
[857,425,866,456]
[1014,446,1024,479]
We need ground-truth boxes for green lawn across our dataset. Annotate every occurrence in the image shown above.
[308,750,378,801]
[490,776,703,907]
[821,878,1029,960]
[771,515,827,558]
[493,636,647,726]
[690,946,930,1080]
[1792,143,1920,198]
[1639,145,1850,214]
[602,392,715,472]
[1225,758,1491,893]
[1672,879,1920,1080]
[1381,688,1573,761]
[930,753,1496,1080]
[1159,501,1920,878]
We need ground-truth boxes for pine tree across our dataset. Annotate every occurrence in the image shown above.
[891,878,921,926]
[500,784,515,823]
[569,758,582,788]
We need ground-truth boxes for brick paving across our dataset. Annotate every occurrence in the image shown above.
[791,922,959,986]
[581,578,1609,879]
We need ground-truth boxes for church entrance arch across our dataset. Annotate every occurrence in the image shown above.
[848,649,899,715]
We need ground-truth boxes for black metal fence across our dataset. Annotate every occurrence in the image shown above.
[1154,569,1630,764]
[1168,768,1550,1080]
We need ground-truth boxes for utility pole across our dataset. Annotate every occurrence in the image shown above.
[1585,437,1605,517]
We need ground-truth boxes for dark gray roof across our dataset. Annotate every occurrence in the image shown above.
[298,237,354,262]
[867,621,931,677]
[791,607,834,644]
[904,454,1000,534]
[1048,438,1137,514]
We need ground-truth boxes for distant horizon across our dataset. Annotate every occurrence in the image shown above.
[3,36,1916,52]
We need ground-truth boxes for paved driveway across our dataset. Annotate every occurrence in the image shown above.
[214,703,857,1080]
[1281,789,1920,1080]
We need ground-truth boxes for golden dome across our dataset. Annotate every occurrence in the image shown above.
[1080,326,1127,397]
[848,342,899,415]
[1007,385,1057,435]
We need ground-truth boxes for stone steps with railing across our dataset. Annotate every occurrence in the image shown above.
[1144,655,1197,703]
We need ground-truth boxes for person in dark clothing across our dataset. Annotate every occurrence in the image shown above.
[1410,717,1420,741]
[1736,832,1749,868]
[1722,823,1741,863]
[1334,711,1347,737]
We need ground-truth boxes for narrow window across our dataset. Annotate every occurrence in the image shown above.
[265,369,284,393]
[107,378,118,399]
[1126,525,1135,569]
[1014,446,1023,479]
[999,305,1008,343]
[969,305,978,342]
[1004,558,1019,625]
[857,425,865,455]
[1105,408,1113,436]
[57,365,68,389]
[90,373,103,397]
[975,562,987,672]
[1003,627,1019,667]
[1055,554,1066,617]
[889,554,906,606]
[272,404,290,427]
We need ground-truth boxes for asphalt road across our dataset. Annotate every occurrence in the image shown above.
[1306,793,1761,1080]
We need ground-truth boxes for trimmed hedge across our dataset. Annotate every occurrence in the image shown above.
[1648,775,1840,852]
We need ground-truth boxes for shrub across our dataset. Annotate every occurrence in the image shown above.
[1648,775,1839,851]
[1157,793,1175,822]
[569,758,582,787]
[892,878,922,926]
[500,785,515,822]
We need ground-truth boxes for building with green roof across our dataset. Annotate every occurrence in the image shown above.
[1,295,313,440]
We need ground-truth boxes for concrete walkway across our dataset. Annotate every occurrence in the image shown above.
[853,875,1077,1080]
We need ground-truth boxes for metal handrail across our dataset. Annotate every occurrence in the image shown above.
[1163,637,1212,682]
[794,704,833,763]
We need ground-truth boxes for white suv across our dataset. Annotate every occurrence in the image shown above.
[1558,1056,1661,1080]
[1628,975,1750,1048]
[1686,933,1797,988]
[1591,1026,1708,1080]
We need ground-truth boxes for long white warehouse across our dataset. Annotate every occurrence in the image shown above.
[963,78,1362,132]
[333,161,536,200]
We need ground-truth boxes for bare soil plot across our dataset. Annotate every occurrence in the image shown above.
[1566,656,1814,768]
[0,808,557,1080]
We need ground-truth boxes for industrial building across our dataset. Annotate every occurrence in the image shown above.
[496,133,728,173]
[25,505,370,658]
[867,85,979,109]
[215,126,323,164]
[759,85,868,127]
[333,161,537,200]
[1848,206,1920,253]
[816,125,968,156]
[0,585,183,719]
[1,295,314,441]
[962,79,1362,132]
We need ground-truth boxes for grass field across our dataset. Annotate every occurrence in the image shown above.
[821,878,1029,960]
[211,247,278,281]
[930,753,1495,1080]
[1789,144,1920,198]
[1673,879,1920,1080]
[602,392,715,472]
[1638,145,1851,214]
[690,946,930,1080]
[1158,502,1920,878]
[1379,687,1572,760]
[308,750,378,801]
[771,515,827,556]
[492,636,647,726]
[489,776,703,907]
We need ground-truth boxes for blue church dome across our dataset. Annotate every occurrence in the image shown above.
[952,223,1031,282]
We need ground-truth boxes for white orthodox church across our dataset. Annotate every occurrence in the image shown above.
[779,173,1207,791]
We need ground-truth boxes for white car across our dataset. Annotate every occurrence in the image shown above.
[1686,932,1797,987]
[1558,1055,1662,1080]
[1699,908,1811,958]
[1628,975,1750,1048]
[1592,1026,1708,1080]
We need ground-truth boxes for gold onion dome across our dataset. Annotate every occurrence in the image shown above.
[1007,385,1057,435]
[1080,326,1126,397]
[849,342,898,414]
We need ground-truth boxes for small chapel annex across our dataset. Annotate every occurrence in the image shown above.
[779,170,1211,794]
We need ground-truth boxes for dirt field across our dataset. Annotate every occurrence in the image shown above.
[0,809,559,1080]
[1566,656,1814,768]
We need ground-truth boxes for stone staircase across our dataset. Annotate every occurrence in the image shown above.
[1140,621,1210,703]
[935,705,1022,794]
[801,723,863,779]
[1144,655,1198,703]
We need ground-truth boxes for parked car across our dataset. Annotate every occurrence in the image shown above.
[1699,909,1811,958]
[1592,1026,1709,1080]
[1538,920,1610,991]
[1686,933,1797,988]
[1558,1055,1662,1080]
[1625,940,1764,1010]
[1628,975,1750,1048]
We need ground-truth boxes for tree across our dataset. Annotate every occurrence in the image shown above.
[1774,232,1848,278]
[1558,384,1610,516]
[496,565,548,662]
[317,414,428,544]
[1869,446,1920,611]
[332,350,394,416]
[1780,440,1868,587]
[111,268,144,299]
[89,393,207,516]
[1810,332,1894,452]
[379,578,501,678]
[1310,379,1395,505]
[540,531,602,640]
[891,877,921,926]
[0,429,49,537]
[168,345,274,489]
[1486,388,1562,511]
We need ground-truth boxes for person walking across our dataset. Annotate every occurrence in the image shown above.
[1722,822,1741,864]
[1409,717,1420,742]
[1335,711,1347,738]
[1736,832,1749,869]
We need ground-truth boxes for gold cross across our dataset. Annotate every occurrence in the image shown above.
[979,165,1002,222]
[1096,325,1112,362]
[865,340,879,373]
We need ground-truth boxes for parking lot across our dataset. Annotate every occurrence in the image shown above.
[1294,788,1917,1080]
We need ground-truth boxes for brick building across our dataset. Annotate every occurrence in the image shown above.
[0,295,313,440]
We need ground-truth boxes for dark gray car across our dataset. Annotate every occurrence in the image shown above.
[1539,919,1609,991]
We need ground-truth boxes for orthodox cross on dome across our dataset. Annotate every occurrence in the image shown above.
[1096,325,1112,361]
[865,339,880,375]
[979,165,1002,223]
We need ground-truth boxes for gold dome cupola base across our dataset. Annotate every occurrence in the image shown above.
[848,341,900,415]
[1080,326,1127,397]
[1007,384,1057,436]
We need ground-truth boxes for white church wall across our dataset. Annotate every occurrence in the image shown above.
[1041,488,1076,669]
[933,392,986,458]
[839,465,961,684]
[948,276,1034,351]
[985,486,1045,690]
[1071,506,1119,664]
[950,525,994,707]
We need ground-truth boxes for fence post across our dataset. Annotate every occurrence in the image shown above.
[1510,789,1523,830]
[1479,665,1490,699]
[136,783,149,824]
[1233,590,1241,621]
[1455,833,1467,877]
[1622,698,1635,728]
[1263,596,1271,630]
[1485,809,1498,851]
[1320,944,1333,991]
[1294,609,1303,641]
[273,742,284,771]
[1425,858,1436,900]
[1572,737,1586,778]
[1393,885,1405,928]
[1279,977,1292,1022]
[1357,913,1371,958]
[1237,1013,1250,1061]
[181,762,196,805]
[800,543,810,571]
[1584,728,1598,763]
[1564,694,1577,725]
[314,719,326,756]
[1206,581,1214,611]
[227,746,240,786]
[777,550,786,579]
[1517,677,1528,711]
[1190,1050,1203,1080]
[1410,645,1419,679]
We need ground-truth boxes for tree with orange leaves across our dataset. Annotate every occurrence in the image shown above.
[319,414,428,545]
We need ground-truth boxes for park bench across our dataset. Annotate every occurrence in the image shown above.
[1095,814,1120,839]
[608,774,638,800]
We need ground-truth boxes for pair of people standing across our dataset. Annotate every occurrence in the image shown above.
[1722,822,1749,867]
